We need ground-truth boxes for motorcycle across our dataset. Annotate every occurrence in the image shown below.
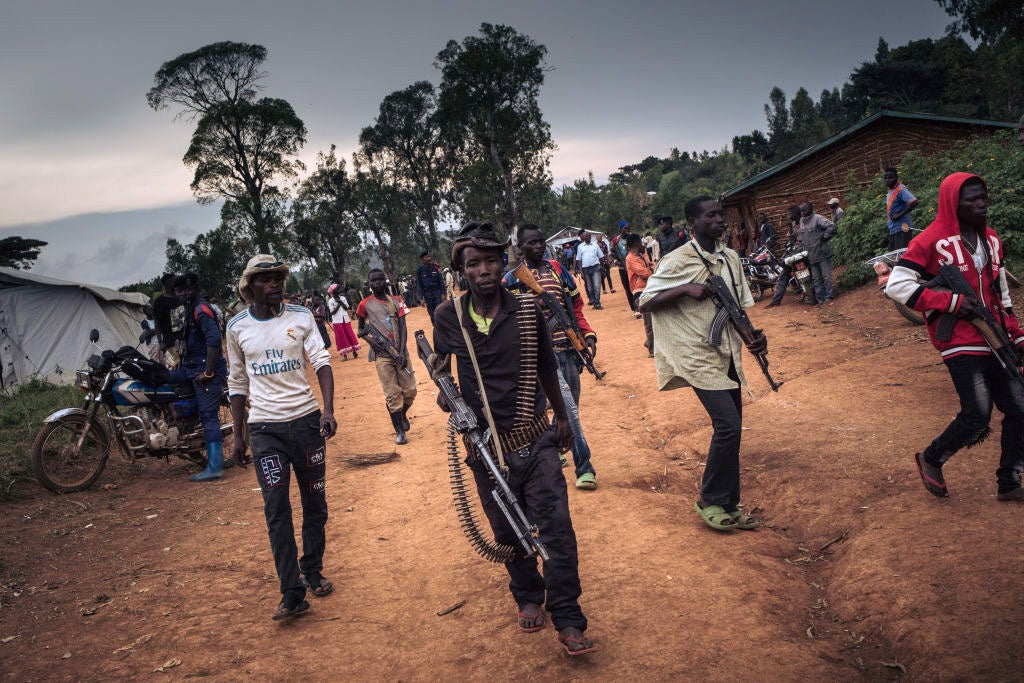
[741,242,814,303]
[864,248,924,325]
[30,329,234,493]
[781,244,815,303]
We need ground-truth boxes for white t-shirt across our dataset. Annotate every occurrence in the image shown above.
[226,304,332,423]
[328,295,351,324]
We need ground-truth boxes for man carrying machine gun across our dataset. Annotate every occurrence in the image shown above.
[886,172,1024,503]
[640,196,770,532]
[504,222,600,490]
[429,221,597,656]
[355,268,417,445]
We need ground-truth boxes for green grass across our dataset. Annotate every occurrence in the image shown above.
[0,378,82,498]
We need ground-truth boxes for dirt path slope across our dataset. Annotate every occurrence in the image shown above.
[2,282,1023,680]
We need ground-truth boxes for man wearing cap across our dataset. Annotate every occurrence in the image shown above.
[226,255,337,621]
[431,221,597,656]
[827,198,844,224]
[166,272,228,482]
[355,268,417,445]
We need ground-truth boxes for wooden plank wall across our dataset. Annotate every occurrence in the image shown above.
[724,119,996,248]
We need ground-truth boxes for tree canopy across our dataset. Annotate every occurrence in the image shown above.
[0,237,47,270]
[148,42,305,252]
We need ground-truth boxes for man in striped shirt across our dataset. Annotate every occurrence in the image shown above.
[227,255,337,621]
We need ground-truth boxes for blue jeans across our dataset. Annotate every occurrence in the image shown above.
[924,354,1024,492]
[809,259,834,302]
[581,265,602,306]
[166,360,226,443]
[555,349,595,477]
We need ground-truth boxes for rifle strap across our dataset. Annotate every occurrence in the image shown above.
[453,294,507,472]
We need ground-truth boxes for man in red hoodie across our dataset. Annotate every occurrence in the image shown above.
[886,172,1024,502]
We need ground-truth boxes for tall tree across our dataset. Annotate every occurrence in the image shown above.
[436,23,554,236]
[291,146,362,281]
[349,151,416,277]
[936,0,1024,43]
[0,237,46,269]
[147,42,306,252]
[164,224,253,303]
[359,81,450,254]
[764,86,794,160]
[789,87,831,151]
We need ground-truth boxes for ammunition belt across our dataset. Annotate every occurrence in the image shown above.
[463,413,550,461]
[512,294,539,429]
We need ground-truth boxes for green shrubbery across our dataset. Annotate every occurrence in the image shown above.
[831,130,1024,271]
[0,379,81,498]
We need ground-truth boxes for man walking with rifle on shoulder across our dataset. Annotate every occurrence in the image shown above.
[355,268,417,445]
[886,172,1024,503]
[504,223,600,490]
[640,195,770,532]
[428,221,597,656]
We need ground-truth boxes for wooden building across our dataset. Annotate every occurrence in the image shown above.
[722,110,1017,238]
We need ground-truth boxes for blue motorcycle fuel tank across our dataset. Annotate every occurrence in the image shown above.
[111,379,185,407]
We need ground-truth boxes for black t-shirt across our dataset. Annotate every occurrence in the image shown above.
[152,293,181,349]
[432,290,556,432]
[657,228,688,257]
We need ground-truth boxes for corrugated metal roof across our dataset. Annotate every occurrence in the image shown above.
[722,110,1017,200]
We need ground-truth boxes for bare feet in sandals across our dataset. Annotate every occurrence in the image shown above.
[558,627,598,655]
[517,603,545,632]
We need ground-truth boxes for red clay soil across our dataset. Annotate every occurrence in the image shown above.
[2,282,1024,681]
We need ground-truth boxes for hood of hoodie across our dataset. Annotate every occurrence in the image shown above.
[926,172,989,239]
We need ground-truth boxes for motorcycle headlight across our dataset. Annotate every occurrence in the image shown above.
[75,370,92,391]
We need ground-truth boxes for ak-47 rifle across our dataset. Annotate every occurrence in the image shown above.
[706,274,783,392]
[510,261,606,380]
[413,330,549,561]
[357,323,414,376]
[928,264,1024,389]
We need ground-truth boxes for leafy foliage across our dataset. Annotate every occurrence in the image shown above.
[149,42,305,252]
[829,131,1024,270]
[0,378,80,498]
[0,237,47,269]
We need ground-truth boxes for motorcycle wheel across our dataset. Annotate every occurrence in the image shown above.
[894,301,924,325]
[749,281,764,302]
[31,415,110,493]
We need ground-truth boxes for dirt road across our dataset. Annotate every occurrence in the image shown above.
[2,283,1023,680]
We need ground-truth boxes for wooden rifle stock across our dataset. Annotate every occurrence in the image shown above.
[510,261,606,380]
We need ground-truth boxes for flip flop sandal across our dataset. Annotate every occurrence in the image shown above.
[517,606,546,633]
[694,501,738,531]
[730,510,762,530]
[272,599,310,621]
[914,452,949,498]
[299,573,334,597]
[557,632,599,656]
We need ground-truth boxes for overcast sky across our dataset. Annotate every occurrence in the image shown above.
[0,0,955,287]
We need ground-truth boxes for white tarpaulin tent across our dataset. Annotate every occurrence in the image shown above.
[545,227,608,247]
[0,268,148,389]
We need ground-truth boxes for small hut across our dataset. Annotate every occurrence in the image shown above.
[722,110,1017,234]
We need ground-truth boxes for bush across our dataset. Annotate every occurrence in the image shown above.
[0,378,81,498]
[831,130,1024,271]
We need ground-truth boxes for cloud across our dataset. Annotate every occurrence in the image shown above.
[548,134,665,186]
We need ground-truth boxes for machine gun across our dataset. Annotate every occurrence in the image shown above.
[510,261,605,380]
[706,274,783,392]
[357,323,414,376]
[414,330,549,562]
[929,264,1024,389]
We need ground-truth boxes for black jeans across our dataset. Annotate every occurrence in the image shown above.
[250,410,329,597]
[923,354,1024,492]
[692,363,743,509]
[469,427,587,632]
[617,267,637,311]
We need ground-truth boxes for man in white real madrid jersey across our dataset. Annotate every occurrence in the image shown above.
[227,255,338,622]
